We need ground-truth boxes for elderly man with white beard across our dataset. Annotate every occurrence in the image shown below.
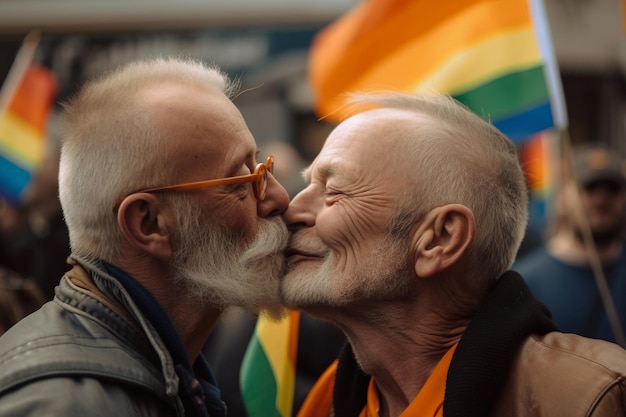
[281,92,626,417]
[0,58,290,417]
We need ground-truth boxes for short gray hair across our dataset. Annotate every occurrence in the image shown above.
[59,57,237,261]
[352,92,528,282]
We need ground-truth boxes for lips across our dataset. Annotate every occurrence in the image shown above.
[285,247,323,263]
[285,233,328,265]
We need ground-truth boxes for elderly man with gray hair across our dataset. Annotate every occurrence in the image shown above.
[281,93,626,417]
[0,58,290,417]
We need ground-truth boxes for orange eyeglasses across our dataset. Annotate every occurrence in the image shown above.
[113,156,274,213]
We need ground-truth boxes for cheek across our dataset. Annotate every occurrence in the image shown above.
[206,196,260,242]
[229,212,259,243]
[317,202,390,243]
[315,208,355,248]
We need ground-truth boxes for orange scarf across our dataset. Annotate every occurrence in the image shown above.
[298,344,458,417]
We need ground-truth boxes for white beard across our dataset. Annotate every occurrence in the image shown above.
[281,233,410,309]
[172,214,289,319]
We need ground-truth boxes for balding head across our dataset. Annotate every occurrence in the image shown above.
[347,93,528,282]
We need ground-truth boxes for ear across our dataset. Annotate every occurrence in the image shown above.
[412,204,475,278]
[116,193,173,261]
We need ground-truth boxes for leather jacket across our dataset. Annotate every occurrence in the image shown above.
[0,255,184,416]
[492,331,626,416]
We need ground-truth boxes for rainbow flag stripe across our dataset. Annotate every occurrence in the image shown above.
[308,0,567,142]
[0,64,57,205]
[240,311,300,417]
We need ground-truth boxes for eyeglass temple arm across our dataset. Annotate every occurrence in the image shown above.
[136,173,261,193]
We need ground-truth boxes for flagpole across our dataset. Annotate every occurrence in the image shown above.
[0,31,41,118]
[530,0,568,130]
[559,128,626,348]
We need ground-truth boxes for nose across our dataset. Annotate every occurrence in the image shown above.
[283,186,317,231]
[258,171,289,217]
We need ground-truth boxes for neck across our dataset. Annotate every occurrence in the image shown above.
[151,285,222,363]
[548,231,623,265]
[114,256,222,363]
[318,295,467,417]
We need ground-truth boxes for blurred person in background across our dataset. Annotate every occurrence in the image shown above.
[515,144,626,344]
[0,57,290,417]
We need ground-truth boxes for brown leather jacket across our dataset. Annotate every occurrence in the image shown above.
[492,332,626,417]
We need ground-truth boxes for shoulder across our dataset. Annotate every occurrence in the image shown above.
[495,332,626,416]
[525,332,626,374]
[0,301,165,400]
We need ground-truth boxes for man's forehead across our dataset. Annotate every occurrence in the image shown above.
[302,156,336,183]
[302,137,369,184]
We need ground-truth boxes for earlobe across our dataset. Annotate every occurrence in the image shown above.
[413,204,475,278]
[116,193,173,260]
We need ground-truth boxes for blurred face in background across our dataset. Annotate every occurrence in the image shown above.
[580,179,626,245]
[561,179,626,247]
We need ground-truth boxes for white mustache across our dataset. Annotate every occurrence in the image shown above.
[287,232,330,257]
[239,217,289,264]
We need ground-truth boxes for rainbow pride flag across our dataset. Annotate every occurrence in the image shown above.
[240,311,300,417]
[0,64,57,205]
[308,0,568,142]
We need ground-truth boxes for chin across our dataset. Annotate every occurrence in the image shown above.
[280,270,321,308]
[279,272,304,307]
[280,272,343,312]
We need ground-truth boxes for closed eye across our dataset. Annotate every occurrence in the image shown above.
[325,189,344,204]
